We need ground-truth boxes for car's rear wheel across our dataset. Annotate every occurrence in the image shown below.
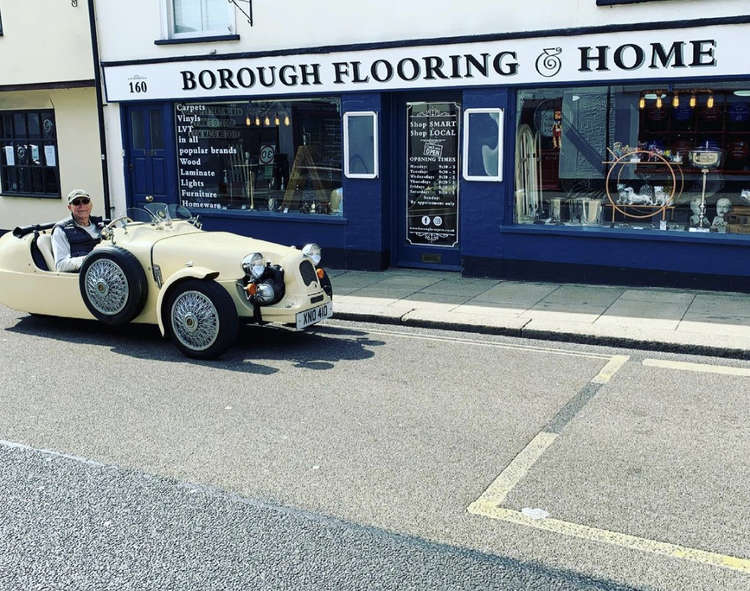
[79,246,147,326]
[165,279,238,359]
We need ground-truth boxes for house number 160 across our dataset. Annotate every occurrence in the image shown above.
[129,81,148,93]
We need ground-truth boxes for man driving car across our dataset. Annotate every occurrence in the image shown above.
[51,189,103,272]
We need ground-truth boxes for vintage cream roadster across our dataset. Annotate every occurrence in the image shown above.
[0,204,333,358]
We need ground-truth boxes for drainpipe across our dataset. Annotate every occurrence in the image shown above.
[86,0,112,217]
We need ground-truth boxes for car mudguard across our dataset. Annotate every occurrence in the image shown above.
[155,266,220,336]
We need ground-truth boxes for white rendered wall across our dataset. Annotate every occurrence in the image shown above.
[0,0,94,84]
[94,0,750,62]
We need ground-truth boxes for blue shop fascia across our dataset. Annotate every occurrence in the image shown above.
[103,16,750,291]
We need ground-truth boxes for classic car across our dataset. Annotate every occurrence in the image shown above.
[0,204,333,359]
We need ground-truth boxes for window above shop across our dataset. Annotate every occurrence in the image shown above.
[159,0,238,44]
[596,0,666,5]
[0,109,61,198]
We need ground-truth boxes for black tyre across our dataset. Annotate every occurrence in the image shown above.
[79,246,148,326]
[164,279,238,359]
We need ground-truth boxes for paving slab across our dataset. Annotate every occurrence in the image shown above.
[536,284,624,308]
[417,278,501,297]
[619,289,697,305]
[470,283,560,308]
[348,287,420,299]
[599,300,690,321]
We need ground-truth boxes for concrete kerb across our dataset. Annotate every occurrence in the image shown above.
[330,309,750,361]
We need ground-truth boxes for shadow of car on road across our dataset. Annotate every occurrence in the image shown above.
[5,314,382,374]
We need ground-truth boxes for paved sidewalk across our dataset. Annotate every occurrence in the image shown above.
[328,268,750,358]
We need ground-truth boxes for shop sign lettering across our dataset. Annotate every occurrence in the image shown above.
[578,40,716,72]
[104,25,742,102]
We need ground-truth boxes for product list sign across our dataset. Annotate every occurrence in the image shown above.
[175,102,243,209]
[406,103,459,247]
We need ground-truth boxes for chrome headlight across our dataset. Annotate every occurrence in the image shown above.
[242,252,266,279]
[255,282,276,304]
[302,243,322,266]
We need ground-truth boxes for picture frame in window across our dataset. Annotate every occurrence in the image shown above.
[462,108,503,182]
[343,111,378,179]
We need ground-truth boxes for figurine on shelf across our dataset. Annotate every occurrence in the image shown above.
[711,198,732,232]
[653,186,669,206]
[551,110,562,149]
[741,189,750,204]
[690,197,710,228]
[617,184,653,205]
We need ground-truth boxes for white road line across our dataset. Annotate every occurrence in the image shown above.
[469,505,750,574]
[326,323,613,360]
[467,431,558,511]
[591,355,630,384]
[0,439,106,467]
[643,359,750,377]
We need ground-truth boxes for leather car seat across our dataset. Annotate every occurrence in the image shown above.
[35,233,56,271]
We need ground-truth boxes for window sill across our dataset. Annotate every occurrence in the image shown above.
[155,34,240,46]
[504,223,750,246]
[196,208,348,224]
[1,192,60,200]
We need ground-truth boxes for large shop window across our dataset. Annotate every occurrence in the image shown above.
[0,110,60,197]
[170,0,234,37]
[515,83,750,236]
[176,98,343,215]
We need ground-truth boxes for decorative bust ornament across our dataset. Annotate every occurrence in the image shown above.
[711,197,732,232]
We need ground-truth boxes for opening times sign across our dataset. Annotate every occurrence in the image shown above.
[406,102,459,247]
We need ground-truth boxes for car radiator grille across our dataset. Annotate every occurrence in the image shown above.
[299,260,318,287]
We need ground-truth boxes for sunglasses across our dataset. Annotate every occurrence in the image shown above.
[71,198,90,206]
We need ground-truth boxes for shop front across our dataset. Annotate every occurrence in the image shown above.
[102,17,750,289]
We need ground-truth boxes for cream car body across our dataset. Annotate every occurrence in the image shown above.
[0,206,333,358]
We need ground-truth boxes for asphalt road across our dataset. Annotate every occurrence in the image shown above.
[0,306,748,590]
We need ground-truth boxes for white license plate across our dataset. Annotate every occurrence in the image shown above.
[296,302,333,329]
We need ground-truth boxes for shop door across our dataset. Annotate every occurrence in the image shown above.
[394,95,461,270]
[124,103,177,209]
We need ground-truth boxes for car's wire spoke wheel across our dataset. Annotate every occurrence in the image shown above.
[165,279,238,359]
[78,246,147,326]
[170,290,220,351]
[84,259,129,315]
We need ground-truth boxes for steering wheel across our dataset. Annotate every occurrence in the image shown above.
[100,215,134,240]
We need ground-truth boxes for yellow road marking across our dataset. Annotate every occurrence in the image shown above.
[591,355,629,384]
[468,432,558,510]
[643,359,750,377]
[468,504,750,574]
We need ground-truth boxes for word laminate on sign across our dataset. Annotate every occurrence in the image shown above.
[103,24,744,102]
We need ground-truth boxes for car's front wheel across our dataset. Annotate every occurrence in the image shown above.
[165,279,238,359]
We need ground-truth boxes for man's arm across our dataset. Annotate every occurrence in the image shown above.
[51,226,85,272]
